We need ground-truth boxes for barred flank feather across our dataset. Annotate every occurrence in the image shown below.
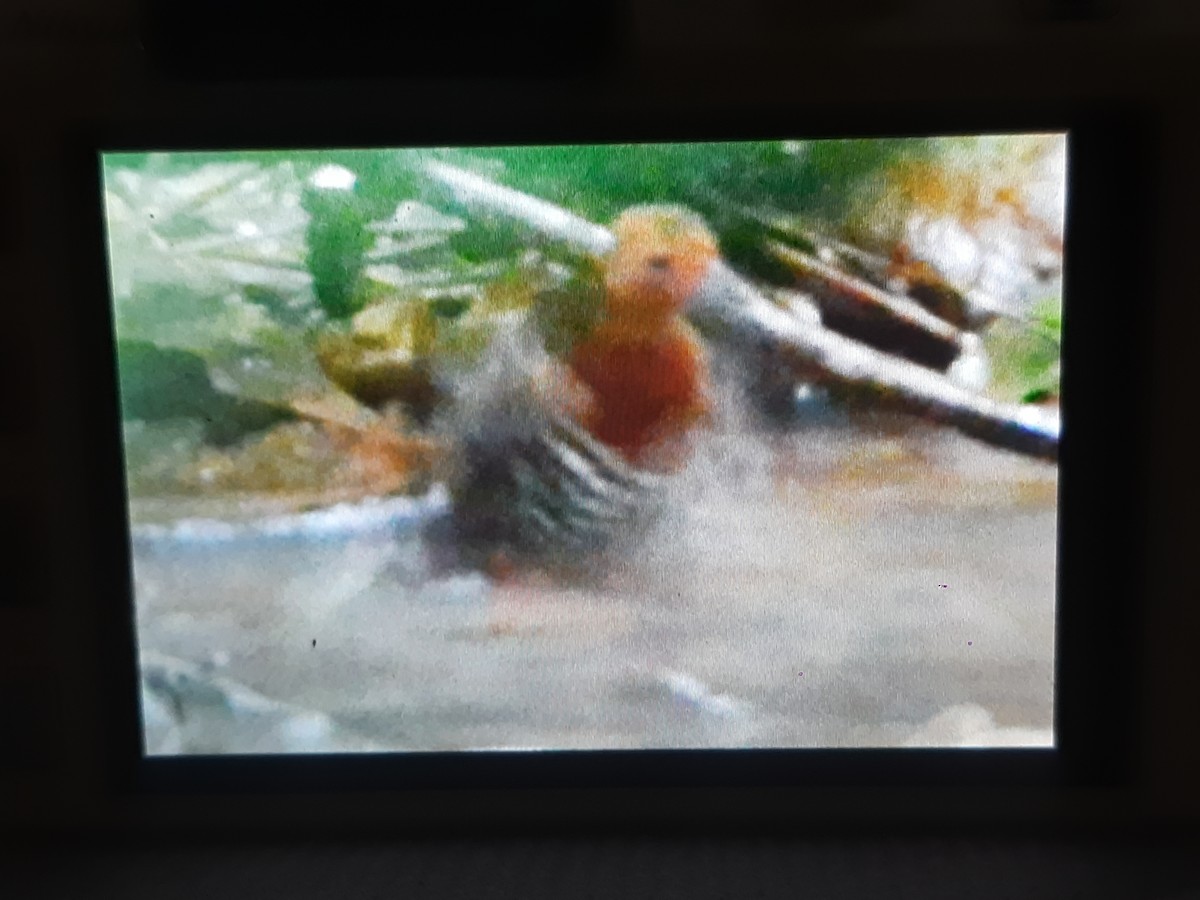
[453,406,668,567]
[513,411,666,551]
[428,318,667,572]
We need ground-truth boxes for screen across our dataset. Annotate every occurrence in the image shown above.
[102,135,1065,756]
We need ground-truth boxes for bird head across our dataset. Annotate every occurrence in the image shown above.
[603,206,719,326]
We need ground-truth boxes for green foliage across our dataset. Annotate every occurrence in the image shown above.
[116,341,294,445]
[532,260,607,359]
[458,138,934,228]
[425,139,937,284]
[302,180,374,320]
[984,298,1063,404]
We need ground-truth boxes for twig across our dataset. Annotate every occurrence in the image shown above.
[690,264,1058,461]
[423,160,616,256]
[420,160,1060,461]
[768,240,965,348]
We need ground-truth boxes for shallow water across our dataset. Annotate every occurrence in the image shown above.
[132,420,1057,753]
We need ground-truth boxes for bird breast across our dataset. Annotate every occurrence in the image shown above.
[568,326,709,470]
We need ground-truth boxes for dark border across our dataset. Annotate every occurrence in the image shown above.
[67,96,1149,802]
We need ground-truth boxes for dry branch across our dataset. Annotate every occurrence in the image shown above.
[768,240,966,348]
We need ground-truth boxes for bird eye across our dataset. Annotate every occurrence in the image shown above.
[646,255,672,272]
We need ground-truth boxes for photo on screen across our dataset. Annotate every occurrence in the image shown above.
[101,135,1065,755]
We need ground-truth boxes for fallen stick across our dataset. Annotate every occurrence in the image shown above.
[768,240,966,348]
[691,263,1059,460]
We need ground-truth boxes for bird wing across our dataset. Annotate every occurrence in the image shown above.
[435,315,666,564]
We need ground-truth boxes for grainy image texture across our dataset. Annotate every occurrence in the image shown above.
[104,135,1064,753]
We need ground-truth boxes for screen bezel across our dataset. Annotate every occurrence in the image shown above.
[70,100,1150,800]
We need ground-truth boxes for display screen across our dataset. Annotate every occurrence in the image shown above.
[102,135,1065,755]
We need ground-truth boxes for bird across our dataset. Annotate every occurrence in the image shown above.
[426,204,722,582]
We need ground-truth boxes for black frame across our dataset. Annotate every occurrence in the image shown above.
[67,97,1151,803]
